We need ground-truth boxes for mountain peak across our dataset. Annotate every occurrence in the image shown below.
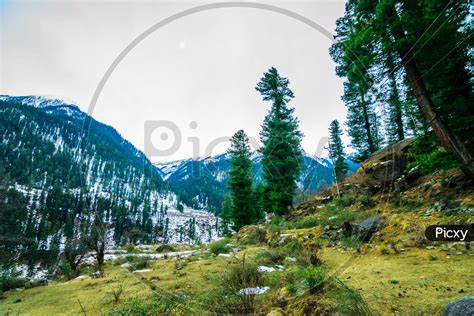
[0,94,80,109]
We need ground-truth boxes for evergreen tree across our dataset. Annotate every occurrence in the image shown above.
[328,120,349,181]
[256,67,303,215]
[227,130,255,231]
[219,194,233,236]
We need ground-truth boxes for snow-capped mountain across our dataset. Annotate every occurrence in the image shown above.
[154,152,359,212]
[0,95,219,266]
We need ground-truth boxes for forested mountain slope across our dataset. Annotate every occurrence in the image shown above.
[0,95,217,269]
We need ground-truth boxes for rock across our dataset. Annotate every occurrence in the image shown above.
[90,270,104,278]
[320,233,330,239]
[156,244,177,253]
[257,266,276,273]
[238,286,270,295]
[24,278,48,289]
[354,216,384,242]
[444,296,474,316]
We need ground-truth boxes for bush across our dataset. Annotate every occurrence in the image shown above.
[256,249,285,265]
[238,226,267,245]
[58,261,74,280]
[356,195,373,207]
[283,239,304,258]
[208,238,230,255]
[407,136,461,175]
[287,283,298,294]
[124,244,135,253]
[108,283,124,304]
[218,258,265,314]
[334,194,356,208]
[300,267,326,294]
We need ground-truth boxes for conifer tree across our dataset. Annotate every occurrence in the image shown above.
[219,194,233,236]
[328,120,348,182]
[256,67,303,215]
[227,129,254,231]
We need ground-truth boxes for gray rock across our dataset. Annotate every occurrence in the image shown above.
[444,296,474,316]
[355,216,384,242]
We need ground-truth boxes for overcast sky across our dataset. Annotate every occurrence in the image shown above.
[0,0,349,162]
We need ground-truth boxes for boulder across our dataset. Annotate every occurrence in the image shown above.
[355,216,384,242]
[444,296,474,316]
[24,278,48,289]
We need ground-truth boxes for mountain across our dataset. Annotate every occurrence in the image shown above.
[0,95,218,266]
[155,152,359,212]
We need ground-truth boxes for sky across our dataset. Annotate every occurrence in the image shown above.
[0,0,349,162]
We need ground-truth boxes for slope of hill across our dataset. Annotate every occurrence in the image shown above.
[0,95,218,269]
[155,152,359,212]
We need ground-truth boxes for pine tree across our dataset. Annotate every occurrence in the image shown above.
[328,120,349,182]
[219,194,233,236]
[256,67,303,215]
[227,130,255,231]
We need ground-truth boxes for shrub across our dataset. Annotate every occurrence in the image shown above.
[124,243,135,253]
[356,195,372,207]
[208,238,230,255]
[300,267,326,294]
[108,283,124,304]
[220,258,265,314]
[407,136,461,175]
[283,239,304,258]
[239,226,267,245]
[58,261,74,280]
[287,283,298,294]
[267,216,286,233]
[334,193,356,208]
[256,249,285,265]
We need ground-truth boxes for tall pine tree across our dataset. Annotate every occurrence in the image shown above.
[328,120,349,182]
[227,130,255,230]
[256,67,303,215]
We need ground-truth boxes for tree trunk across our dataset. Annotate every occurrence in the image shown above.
[389,72,405,141]
[402,55,474,178]
[360,93,376,153]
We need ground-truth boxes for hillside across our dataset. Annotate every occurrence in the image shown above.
[1,139,472,315]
